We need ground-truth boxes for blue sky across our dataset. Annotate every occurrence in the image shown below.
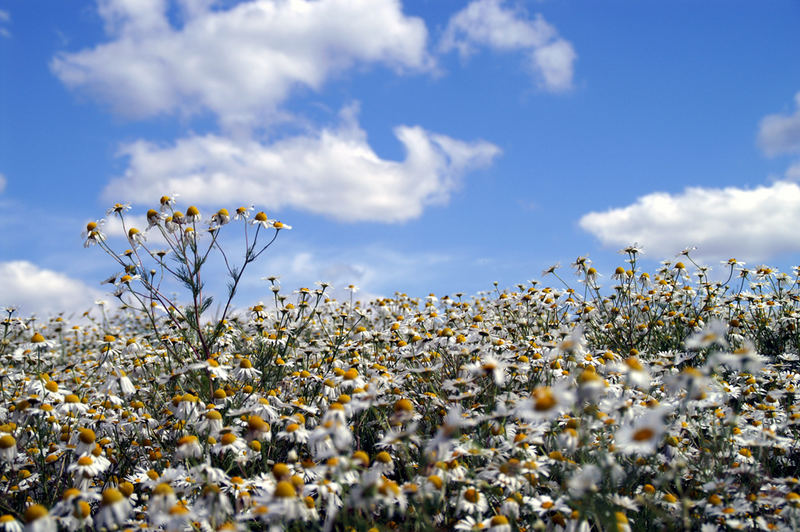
[2,0,800,316]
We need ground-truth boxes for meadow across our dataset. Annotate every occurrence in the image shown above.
[1,200,799,531]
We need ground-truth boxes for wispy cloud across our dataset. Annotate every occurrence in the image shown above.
[439,0,576,92]
[0,173,6,194]
[0,261,106,317]
[0,9,10,38]
[785,161,800,181]
[51,0,432,130]
[104,105,500,223]
[758,91,800,157]
[579,181,800,262]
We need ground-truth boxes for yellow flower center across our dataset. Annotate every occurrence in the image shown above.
[268,463,288,479]
[352,451,369,466]
[533,387,557,411]
[274,481,296,498]
[394,399,414,413]
[119,482,134,498]
[248,416,269,432]
[169,504,189,516]
[24,505,48,523]
[632,428,655,441]
[153,483,174,496]
[102,487,124,505]
[178,435,198,446]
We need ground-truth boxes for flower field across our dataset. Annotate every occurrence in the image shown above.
[1,203,800,531]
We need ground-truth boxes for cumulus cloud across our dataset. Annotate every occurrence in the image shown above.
[579,181,800,262]
[0,261,106,317]
[440,0,576,91]
[758,92,800,157]
[51,0,432,129]
[103,106,500,222]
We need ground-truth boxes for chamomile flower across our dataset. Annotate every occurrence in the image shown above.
[185,205,202,223]
[22,505,56,532]
[0,515,22,532]
[516,383,575,421]
[468,355,507,386]
[246,415,272,442]
[484,515,512,532]
[198,409,224,435]
[251,211,273,229]
[277,422,309,444]
[455,486,488,515]
[68,454,109,488]
[146,209,162,228]
[58,394,88,415]
[686,319,728,350]
[175,435,203,460]
[106,202,131,216]
[214,431,249,461]
[233,358,262,381]
[212,208,231,226]
[615,407,670,455]
[159,194,178,211]
[0,434,17,463]
[127,227,146,246]
[234,205,253,220]
[567,464,602,497]
[82,220,106,247]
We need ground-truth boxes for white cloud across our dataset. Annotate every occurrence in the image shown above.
[785,161,800,181]
[0,261,106,317]
[0,173,6,193]
[51,0,432,129]
[0,9,10,38]
[440,0,576,92]
[531,39,577,92]
[579,181,800,262]
[758,92,800,157]
[103,106,500,222]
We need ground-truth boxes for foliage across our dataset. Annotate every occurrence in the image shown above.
[0,205,798,530]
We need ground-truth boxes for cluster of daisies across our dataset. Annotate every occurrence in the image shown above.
[0,208,799,531]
